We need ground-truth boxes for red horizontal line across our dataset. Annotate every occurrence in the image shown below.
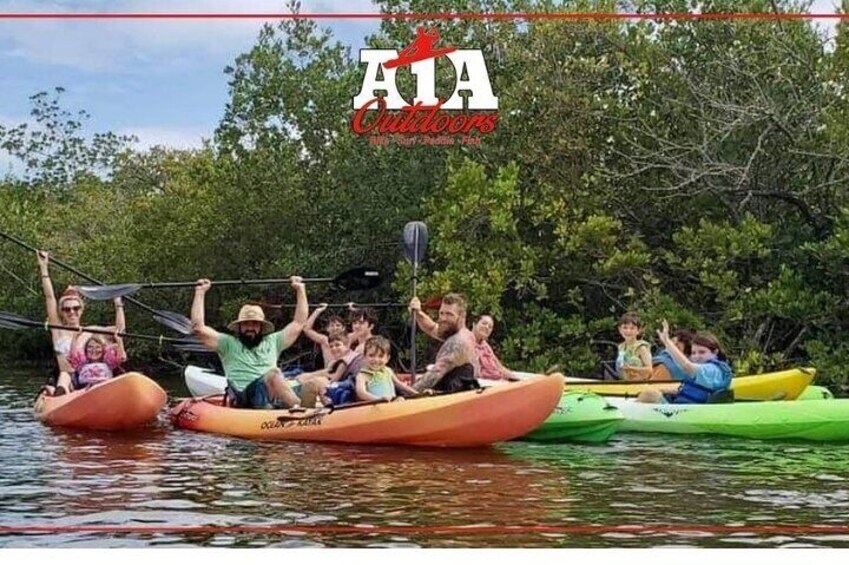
[0,12,845,21]
[1,525,849,534]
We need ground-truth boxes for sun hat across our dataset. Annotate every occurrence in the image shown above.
[227,304,274,335]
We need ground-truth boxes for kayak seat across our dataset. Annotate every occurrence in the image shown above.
[597,361,620,381]
[705,389,735,404]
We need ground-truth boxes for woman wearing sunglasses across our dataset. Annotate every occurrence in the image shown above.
[37,251,125,395]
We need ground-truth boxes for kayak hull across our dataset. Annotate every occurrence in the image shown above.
[522,392,623,443]
[171,374,564,447]
[185,366,226,397]
[561,367,815,401]
[798,385,834,401]
[608,397,849,442]
[33,372,167,431]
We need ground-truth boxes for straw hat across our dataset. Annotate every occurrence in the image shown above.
[227,304,274,335]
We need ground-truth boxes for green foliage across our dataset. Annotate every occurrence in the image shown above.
[1,0,849,393]
[0,88,136,190]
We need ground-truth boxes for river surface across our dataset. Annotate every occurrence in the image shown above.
[2,366,849,548]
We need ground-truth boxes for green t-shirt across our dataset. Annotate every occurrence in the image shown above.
[217,331,287,390]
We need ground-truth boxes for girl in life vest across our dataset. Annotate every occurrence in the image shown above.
[637,320,732,404]
[67,333,127,388]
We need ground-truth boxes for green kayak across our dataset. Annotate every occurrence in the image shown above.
[522,392,624,443]
[608,397,849,441]
[798,385,834,401]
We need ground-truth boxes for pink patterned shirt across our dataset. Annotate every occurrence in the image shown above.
[476,340,508,380]
[68,345,122,386]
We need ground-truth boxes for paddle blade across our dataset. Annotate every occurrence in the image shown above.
[403,221,428,266]
[172,338,212,353]
[0,311,36,330]
[76,283,143,300]
[153,310,194,335]
[332,267,382,291]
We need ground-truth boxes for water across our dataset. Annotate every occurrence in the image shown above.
[2,366,849,548]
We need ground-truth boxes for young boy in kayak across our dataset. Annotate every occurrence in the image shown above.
[355,336,418,402]
[637,320,733,404]
[303,303,349,368]
[615,312,653,381]
[295,330,365,407]
[68,334,127,388]
[348,306,378,354]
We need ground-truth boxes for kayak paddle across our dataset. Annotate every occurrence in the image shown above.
[76,267,382,300]
[403,221,428,378]
[0,310,207,352]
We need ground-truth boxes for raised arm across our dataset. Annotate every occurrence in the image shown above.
[408,296,440,340]
[303,303,330,346]
[113,297,127,363]
[113,297,126,333]
[36,251,61,326]
[281,276,308,349]
[657,320,697,376]
[191,278,221,350]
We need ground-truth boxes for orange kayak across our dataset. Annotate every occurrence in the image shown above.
[171,374,563,447]
[34,372,167,431]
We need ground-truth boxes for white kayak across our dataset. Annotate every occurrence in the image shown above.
[185,365,227,397]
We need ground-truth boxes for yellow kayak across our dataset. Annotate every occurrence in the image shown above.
[561,368,815,401]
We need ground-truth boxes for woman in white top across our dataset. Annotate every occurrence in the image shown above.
[37,251,125,395]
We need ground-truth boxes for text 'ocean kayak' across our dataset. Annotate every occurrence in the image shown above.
[171,373,563,447]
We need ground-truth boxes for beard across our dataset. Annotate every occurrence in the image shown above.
[237,331,264,349]
[437,320,460,339]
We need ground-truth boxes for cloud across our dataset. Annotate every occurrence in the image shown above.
[0,0,378,72]
[121,125,211,150]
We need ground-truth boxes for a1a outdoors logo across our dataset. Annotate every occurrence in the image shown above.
[351,27,499,145]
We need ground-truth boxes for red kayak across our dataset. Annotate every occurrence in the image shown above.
[34,372,167,431]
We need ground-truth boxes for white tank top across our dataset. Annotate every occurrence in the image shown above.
[53,337,72,356]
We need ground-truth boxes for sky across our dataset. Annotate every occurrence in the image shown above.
[0,0,844,172]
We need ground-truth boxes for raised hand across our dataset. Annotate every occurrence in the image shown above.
[195,279,212,293]
[656,319,671,345]
[36,250,50,273]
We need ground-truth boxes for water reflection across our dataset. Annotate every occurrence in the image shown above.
[3,367,849,547]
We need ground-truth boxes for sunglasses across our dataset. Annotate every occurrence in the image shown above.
[62,305,82,313]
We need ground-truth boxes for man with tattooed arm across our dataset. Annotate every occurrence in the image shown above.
[408,293,480,393]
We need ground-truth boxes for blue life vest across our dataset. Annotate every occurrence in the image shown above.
[326,379,356,405]
[325,353,364,406]
[674,359,733,404]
